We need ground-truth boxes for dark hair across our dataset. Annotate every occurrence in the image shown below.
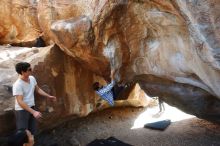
[93,82,100,91]
[8,129,28,146]
[15,62,30,75]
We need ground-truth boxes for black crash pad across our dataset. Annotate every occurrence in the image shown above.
[144,119,171,130]
[87,137,133,146]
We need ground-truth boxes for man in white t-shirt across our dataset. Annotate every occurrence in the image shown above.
[13,62,57,135]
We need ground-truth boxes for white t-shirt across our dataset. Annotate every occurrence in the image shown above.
[13,76,37,110]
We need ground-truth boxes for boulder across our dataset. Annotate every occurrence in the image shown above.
[0,0,220,136]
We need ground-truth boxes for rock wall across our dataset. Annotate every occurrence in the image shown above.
[0,0,41,45]
[36,0,220,122]
[0,0,220,135]
[0,44,148,136]
[33,45,148,131]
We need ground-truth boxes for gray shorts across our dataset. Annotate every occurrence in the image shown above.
[15,106,36,135]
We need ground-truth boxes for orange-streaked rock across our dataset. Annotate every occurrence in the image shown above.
[0,0,41,44]
[1,0,220,136]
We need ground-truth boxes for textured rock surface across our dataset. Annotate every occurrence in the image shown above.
[36,0,220,121]
[0,0,41,45]
[0,45,148,136]
[0,0,220,135]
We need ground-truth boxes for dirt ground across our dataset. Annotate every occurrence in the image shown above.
[35,104,220,146]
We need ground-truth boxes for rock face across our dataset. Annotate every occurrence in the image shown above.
[0,0,41,45]
[0,0,220,135]
[0,44,148,136]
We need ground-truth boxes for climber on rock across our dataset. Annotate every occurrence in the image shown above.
[93,70,130,106]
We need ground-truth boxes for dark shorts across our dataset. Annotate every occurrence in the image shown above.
[112,85,125,100]
[15,106,36,135]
